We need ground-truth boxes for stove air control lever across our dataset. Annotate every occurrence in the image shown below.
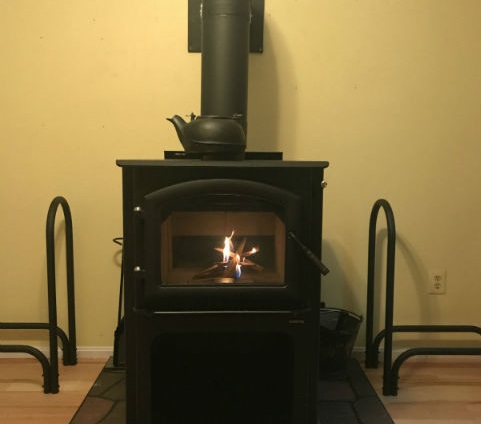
[288,231,330,276]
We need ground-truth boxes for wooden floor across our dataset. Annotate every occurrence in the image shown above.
[0,357,106,424]
[363,355,481,424]
[0,355,480,423]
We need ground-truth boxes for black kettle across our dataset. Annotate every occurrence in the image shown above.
[168,114,246,160]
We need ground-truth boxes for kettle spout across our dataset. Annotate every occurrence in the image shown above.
[167,115,189,150]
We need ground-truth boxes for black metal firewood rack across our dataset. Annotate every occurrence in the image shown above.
[364,198,481,396]
[0,196,77,393]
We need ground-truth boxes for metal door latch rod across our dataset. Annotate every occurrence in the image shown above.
[288,231,329,276]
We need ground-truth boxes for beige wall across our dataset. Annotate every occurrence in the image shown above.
[1,0,480,350]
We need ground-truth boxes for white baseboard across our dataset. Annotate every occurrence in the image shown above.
[76,347,113,358]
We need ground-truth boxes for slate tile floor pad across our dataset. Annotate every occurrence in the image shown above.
[70,358,393,424]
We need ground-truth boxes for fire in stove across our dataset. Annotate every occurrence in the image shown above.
[160,210,286,286]
[194,230,262,282]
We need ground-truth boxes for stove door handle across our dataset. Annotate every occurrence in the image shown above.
[288,231,330,276]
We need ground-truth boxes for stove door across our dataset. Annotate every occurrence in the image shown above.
[141,179,304,310]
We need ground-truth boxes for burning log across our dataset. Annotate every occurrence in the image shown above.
[193,233,262,281]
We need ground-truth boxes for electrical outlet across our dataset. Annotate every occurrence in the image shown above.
[428,269,446,294]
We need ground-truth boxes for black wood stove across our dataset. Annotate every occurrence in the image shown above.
[118,154,328,423]
[117,1,329,422]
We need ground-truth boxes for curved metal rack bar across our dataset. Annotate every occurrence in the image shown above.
[364,198,481,396]
[0,196,77,393]
[364,199,396,395]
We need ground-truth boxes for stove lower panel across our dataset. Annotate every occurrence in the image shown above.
[151,332,292,423]
[129,310,317,424]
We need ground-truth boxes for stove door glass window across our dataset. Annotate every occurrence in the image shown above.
[161,211,285,286]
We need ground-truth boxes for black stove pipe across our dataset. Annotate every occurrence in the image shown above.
[169,0,251,159]
[201,0,251,133]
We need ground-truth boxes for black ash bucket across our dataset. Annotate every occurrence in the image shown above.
[318,308,362,373]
